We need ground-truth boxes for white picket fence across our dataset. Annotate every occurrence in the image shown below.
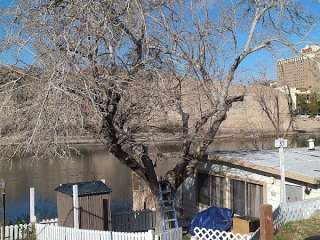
[0,224,156,240]
[0,218,58,240]
[191,227,250,240]
[0,219,181,240]
[36,224,155,240]
[35,224,181,240]
[0,224,32,240]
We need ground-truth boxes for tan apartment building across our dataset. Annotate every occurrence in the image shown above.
[277,45,320,90]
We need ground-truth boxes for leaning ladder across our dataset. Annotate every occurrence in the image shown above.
[159,181,179,233]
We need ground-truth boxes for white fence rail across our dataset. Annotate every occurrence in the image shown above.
[191,227,250,240]
[112,210,156,232]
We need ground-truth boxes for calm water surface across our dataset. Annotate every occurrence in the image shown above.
[0,145,132,222]
[0,133,318,222]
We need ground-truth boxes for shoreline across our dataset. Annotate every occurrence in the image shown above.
[1,128,320,147]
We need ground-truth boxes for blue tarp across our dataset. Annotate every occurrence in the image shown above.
[188,207,233,235]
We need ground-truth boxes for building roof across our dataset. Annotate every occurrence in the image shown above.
[209,148,320,185]
[55,180,112,197]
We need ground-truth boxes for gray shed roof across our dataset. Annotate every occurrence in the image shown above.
[55,180,112,197]
[209,148,320,184]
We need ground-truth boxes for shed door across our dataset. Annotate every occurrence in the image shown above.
[286,184,303,202]
[103,199,109,230]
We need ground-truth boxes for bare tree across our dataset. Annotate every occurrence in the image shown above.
[253,83,295,138]
[0,0,318,199]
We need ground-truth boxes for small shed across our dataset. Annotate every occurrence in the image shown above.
[55,180,112,230]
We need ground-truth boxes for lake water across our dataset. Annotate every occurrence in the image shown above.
[0,145,133,222]
[0,133,318,222]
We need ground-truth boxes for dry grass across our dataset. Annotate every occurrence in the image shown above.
[276,215,320,240]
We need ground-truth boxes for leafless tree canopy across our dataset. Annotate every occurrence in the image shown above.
[253,83,294,138]
[0,0,318,195]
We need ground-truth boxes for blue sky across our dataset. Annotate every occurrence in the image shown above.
[237,1,320,82]
[0,0,12,7]
[0,0,320,82]
[0,0,31,67]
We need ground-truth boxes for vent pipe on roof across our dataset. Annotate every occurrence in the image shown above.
[308,138,315,150]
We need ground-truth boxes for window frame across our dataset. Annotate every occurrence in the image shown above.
[196,171,267,218]
[228,175,265,218]
[197,172,227,210]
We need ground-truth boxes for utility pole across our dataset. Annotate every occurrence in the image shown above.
[2,193,5,237]
[73,185,79,229]
[275,138,287,204]
[30,188,36,223]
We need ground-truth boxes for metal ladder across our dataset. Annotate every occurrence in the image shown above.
[159,181,179,232]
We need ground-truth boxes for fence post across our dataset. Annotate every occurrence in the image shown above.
[2,192,5,240]
[260,204,273,240]
[30,188,37,224]
[73,185,79,229]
